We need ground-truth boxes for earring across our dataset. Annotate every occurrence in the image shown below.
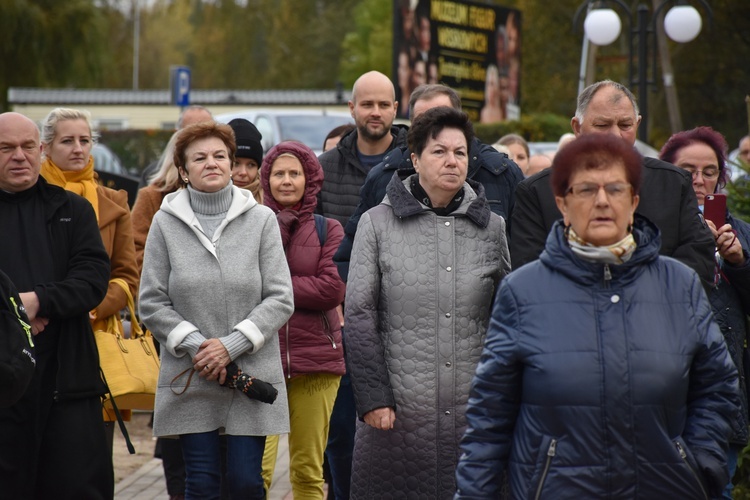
[183,178,189,183]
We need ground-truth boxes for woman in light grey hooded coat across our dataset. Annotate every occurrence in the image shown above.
[139,121,293,499]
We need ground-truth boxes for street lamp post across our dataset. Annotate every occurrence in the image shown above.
[575,0,712,142]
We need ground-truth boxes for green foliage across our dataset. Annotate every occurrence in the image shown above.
[474,113,571,145]
[727,159,750,224]
[732,441,750,499]
[99,129,173,174]
[338,0,393,87]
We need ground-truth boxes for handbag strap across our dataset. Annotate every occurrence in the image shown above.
[99,368,136,455]
[109,278,144,339]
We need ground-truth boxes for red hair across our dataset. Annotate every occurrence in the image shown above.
[551,134,642,197]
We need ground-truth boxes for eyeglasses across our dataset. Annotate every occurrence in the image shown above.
[680,166,720,181]
[565,182,632,200]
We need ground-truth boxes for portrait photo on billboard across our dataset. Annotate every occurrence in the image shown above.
[392,0,521,123]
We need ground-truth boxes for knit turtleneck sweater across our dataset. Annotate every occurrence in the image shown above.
[187,183,232,239]
[182,183,254,360]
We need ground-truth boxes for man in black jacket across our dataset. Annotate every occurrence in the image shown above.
[510,80,715,284]
[317,71,406,500]
[0,112,111,498]
[317,71,407,226]
[334,83,523,282]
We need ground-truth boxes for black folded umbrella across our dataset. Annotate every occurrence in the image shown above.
[221,362,278,404]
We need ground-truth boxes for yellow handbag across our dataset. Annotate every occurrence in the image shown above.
[94,278,159,411]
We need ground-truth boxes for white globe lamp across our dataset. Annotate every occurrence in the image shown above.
[584,8,622,46]
[664,5,702,43]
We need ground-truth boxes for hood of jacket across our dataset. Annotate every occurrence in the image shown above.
[383,172,492,228]
[539,214,662,288]
[260,141,323,215]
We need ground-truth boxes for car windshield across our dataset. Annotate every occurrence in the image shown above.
[277,115,353,151]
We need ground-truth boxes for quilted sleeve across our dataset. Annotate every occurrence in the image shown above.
[455,279,522,498]
[683,271,740,496]
[344,211,395,419]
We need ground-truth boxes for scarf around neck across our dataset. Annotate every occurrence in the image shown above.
[41,156,99,220]
[566,225,637,265]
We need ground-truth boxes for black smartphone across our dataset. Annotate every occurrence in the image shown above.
[704,193,726,227]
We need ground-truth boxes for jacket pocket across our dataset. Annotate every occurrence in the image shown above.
[674,438,708,500]
[529,436,557,500]
[320,311,338,350]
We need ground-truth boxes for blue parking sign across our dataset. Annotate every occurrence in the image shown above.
[170,66,191,107]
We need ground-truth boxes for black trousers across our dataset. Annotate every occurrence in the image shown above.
[0,349,114,500]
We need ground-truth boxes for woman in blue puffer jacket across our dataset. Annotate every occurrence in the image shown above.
[455,133,740,499]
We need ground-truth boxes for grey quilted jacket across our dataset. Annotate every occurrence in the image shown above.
[344,174,511,499]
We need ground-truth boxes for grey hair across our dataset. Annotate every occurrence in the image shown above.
[40,107,99,146]
[573,80,640,124]
[177,105,212,129]
[409,84,462,117]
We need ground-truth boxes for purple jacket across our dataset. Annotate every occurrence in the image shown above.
[261,141,346,377]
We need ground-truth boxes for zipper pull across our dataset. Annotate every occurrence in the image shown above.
[603,264,612,283]
[548,439,557,457]
[675,441,687,459]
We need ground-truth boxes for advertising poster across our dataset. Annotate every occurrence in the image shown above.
[393,0,521,123]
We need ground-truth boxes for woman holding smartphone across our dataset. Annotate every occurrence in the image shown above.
[660,126,750,499]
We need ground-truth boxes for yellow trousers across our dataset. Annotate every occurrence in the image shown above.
[262,373,341,499]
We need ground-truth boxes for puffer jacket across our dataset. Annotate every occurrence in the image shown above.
[261,141,346,378]
[317,125,408,226]
[333,137,524,281]
[708,211,750,446]
[345,173,511,499]
[456,216,740,499]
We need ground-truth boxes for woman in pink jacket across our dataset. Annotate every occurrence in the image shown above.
[259,141,346,498]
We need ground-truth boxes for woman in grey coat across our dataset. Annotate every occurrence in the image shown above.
[139,121,294,500]
[344,107,511,499]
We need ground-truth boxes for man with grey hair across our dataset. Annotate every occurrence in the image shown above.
[739,135,750,166]
[0,112,111,497]
[333,83,523,282]
[510,80,714,285]
[138,105,213,189]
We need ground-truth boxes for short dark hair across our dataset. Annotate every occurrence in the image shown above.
[173,121,236,182]
[551,134,642,197]
[409,84,462,117]
[659,126,729,190]
[322,123,355,151]
[407,106,473,157]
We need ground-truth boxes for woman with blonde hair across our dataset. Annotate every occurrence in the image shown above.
[39,107,139,452]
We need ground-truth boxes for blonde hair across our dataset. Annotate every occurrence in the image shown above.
[40,107,99,150]
[149,130,182,193]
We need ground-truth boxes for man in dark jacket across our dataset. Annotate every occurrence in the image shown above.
[317,70,407,226]
[510,80,715,284]
[317,71,405,500]
[0,112,111,498]
[334,83,524,282]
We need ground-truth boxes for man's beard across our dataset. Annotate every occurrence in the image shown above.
[358,122,390,142]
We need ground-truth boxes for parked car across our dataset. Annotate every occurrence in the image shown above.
[93,143,139,207]
[528,139,659,159]
[214,109,354,156]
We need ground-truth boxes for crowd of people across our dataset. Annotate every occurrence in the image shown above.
[0,71,747,500]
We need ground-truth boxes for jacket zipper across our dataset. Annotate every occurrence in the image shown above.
[603,263,612,288]
[285,323,292,379]
[534,439,557,500]
[675,441,708,499]
[321,312,337,349]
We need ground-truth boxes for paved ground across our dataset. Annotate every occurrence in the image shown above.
[114,434,293,499]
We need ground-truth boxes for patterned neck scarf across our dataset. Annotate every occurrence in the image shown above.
[41,155,99,221]
[566,225,637,264]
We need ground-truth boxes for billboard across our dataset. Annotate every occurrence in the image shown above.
[393,0,521,123]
